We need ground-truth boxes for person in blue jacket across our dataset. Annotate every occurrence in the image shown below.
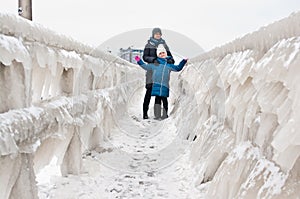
[135,44,188,119]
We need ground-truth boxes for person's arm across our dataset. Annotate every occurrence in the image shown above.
[142,45,157,63]
[135,56,153,70]
[169,59,188,71]
[165,44,175,64]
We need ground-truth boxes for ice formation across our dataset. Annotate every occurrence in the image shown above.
[0,11,300,199]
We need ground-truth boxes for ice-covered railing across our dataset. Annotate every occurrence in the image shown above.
[0,13,141,111]
[1,13,114,57]
[0,13,143,199]
[173,11,300,198]
[192,11,300,62]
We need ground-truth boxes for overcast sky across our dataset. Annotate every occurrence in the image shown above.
[1,0,300,51]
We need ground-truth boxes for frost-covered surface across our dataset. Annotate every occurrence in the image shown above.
[36,95,205,198]
[1,11,300,199]
[176,11,300,198]
[0,13,140,112]
[0,13,143,199]
[193,11,300,62]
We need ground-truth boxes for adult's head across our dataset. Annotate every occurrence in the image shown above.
[152,27,162,40]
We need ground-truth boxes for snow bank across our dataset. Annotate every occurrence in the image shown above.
[171,11,300,198]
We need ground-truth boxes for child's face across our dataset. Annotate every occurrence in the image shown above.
[158,52,167,58]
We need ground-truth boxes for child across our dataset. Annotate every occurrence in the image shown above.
[135,44,188,119]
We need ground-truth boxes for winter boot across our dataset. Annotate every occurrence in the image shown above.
[143,112,149,119]
[143,104,149,119]
[161,108,168,120]
[154,104,161,119]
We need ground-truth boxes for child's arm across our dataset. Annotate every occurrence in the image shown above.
[135,56,153,71]
[169,59,188,71]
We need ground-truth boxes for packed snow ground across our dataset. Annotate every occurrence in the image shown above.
[36,93,205,199]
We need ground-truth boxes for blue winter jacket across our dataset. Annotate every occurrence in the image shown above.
[137,57,187,97]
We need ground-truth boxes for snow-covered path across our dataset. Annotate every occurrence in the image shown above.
[37,93,205,199]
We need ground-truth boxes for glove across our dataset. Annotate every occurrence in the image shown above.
[180,58,188,64]
[153,59,159,66]
[135,56,141,62]
[167,58,175,64]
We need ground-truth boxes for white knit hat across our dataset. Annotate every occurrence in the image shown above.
[156,44,167,56]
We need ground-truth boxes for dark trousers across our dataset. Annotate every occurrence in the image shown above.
[154,96,168,118]
[143,87,152,116]
[143,84,168,118]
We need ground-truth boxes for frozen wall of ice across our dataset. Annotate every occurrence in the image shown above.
[172,11,300,198]
[0,13,143,199]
